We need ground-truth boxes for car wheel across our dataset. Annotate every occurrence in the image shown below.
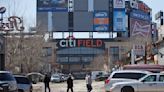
[121,86,134,92]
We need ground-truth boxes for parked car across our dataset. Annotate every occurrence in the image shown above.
[110,73,164,92]
[0,82,9,92]
[95,74,109,81]
[104,70,151,92]
[0,71,17,92]
[14,75,33,92]
[51,74,63,83]
[26,72,44,84]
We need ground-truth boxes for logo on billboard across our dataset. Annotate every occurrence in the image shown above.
[130,10,151,21]
[94,25,108,31]
[94,11,109,31]
[131,21,150,37]
[94,12,108,18]
[130,0,138,9]
[113,0,125,8]
[57,37,105,48]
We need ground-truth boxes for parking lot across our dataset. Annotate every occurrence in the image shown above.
[33,80,105,92]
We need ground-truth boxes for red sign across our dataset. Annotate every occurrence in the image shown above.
[138,2,151,13]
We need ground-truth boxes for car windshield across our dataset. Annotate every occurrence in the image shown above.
[15,77,30,84]
[112,73,146,80]
[0,73,15,81]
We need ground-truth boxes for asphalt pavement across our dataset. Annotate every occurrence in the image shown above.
[33,80,105,92]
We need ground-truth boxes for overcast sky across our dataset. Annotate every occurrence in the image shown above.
[0,0,163,27]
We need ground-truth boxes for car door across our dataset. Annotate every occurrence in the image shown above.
[137,75,157,92]
[156,74,164,92]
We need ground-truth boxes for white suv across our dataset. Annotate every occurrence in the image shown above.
[104,70,151,92]
[110,73,164,92]
[0,71,17,92]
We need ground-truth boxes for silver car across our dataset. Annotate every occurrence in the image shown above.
[14,75,33,92]
[51,74,63,83]
[0,71,18,92]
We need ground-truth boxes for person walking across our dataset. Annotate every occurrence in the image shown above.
[67,74,73,92]
[44,74,51,92]
[85,74,92,92]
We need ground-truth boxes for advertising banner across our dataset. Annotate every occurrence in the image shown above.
[93,11,109,31]
[113,9,126,32]
[130,10,151,21]
[113,0,125,9]
[37,0,68,12]
[133,44,145,56]
[130,18,151,38]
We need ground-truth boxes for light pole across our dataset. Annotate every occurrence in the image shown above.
[0,7,6,70]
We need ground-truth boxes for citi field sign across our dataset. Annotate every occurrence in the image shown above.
[57,38,105,49]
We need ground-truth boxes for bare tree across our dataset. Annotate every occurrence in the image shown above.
[89,53,108,72]
[6,31,45,74]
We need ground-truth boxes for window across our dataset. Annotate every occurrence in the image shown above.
[15,77,30,84]
[0,73,15,81]
[110,47,119,61]
[143,75,156,82]
[159,75,164,82]
[112,73,146,80]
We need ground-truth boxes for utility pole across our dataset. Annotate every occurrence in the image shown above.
[144,44,147,64]
[0,7,6,70]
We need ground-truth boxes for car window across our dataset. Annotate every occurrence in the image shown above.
[143,75,156,82]
[159,75,164,82]
[112,73,146,80]
[0,73,15,81]
[15,77,30,84]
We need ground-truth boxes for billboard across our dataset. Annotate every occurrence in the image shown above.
[113,0,125,9]
[93,11,109,31]
[133,44,145,56]
[37,0,68,12]
[130,18,151,38]
[113,9,126,32]
[130,10,151,21]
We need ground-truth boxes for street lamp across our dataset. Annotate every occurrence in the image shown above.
[0,7,6,70]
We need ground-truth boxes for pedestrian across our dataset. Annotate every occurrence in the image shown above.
[85,73,92,92]
[67,74,73,92]
[44,74,51,92]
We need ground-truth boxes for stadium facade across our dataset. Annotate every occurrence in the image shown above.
[37,0,157,73]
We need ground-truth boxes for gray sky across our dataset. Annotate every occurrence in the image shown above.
[0,0,163,27]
